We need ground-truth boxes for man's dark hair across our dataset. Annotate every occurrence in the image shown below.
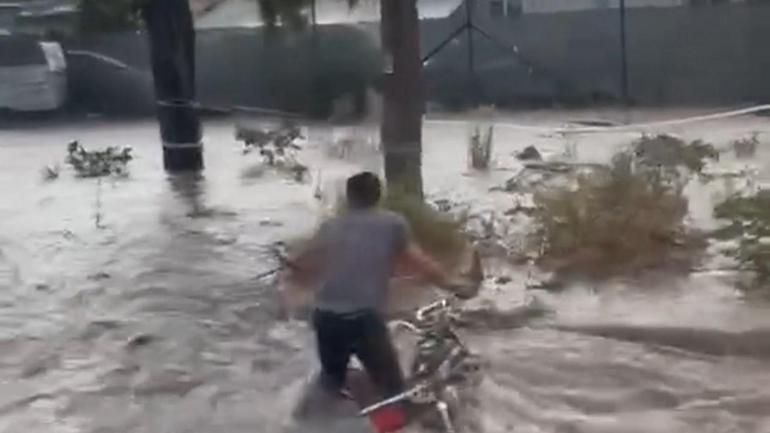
[346,172,382,208]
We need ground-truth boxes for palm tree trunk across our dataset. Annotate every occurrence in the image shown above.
[380,0,424,198]
[140,0,203,171]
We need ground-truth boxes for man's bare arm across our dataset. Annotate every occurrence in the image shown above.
[397,242,481,299]
[285,239,323,284]
[397,242,452,287]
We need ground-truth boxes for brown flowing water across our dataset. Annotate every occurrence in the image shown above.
[1,109,770,433]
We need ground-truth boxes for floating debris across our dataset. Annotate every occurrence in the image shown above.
[494,276,512,285]
[126,333,156,350]
[41,164,60,181]
[516,145,542,161]
[259,218,284,227]
[568,119,617,127]
[87,272,111,281]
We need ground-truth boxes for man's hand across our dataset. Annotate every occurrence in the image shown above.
[447,249,483,299]
[396,243,479,298]
[277,242,320,313]
[397,243,448,285]
[441,279,479,300]
[396,242,483,300]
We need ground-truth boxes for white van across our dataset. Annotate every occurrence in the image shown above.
[0,36,67,111]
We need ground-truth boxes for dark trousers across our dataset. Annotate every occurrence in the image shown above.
[312,309,405,398]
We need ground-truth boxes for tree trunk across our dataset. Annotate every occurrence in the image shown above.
[140,0,203,171]
[380,0,424,198]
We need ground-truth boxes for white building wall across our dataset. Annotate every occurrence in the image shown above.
[522,0,689,14]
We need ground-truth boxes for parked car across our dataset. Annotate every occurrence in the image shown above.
[0,35,67,111]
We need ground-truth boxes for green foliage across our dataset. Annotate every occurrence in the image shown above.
[731,133,760,159]
[383,187,467,265]
[633,133,719,174]
[236,121,308,182]
[328,186,467,265]
[714,191,770,288]
[66,140,133,177]
[77,0,141,36]
[533,152,691,276]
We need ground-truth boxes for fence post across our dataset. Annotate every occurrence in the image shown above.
[619,0,629,104]
[140,0,203,171]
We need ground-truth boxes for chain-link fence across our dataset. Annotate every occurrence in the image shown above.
[421,0,770,108]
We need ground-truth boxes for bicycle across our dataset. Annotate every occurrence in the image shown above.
[358,296,484,433]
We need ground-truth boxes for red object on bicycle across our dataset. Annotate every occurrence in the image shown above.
[368,405,406,432]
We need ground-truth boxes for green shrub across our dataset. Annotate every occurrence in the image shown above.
[66,140,132,178]
[714,191,770,288]
[731,133,760,159]
[633,134,718,174]
[533,152,691,276]
[297,187,467,268]
[382,189,467,266]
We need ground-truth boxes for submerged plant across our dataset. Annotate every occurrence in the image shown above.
[532,150,693,276]
[62,141,131,228]
[468,125,494,170]
[633,133,719,174]
[713,191,770,289]
[731,133,760,159]
[66,140,133,178]
[236,120,308,182]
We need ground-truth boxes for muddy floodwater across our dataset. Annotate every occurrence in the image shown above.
[1,108,770,433]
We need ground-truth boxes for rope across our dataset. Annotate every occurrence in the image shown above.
[425,104,770,135]
[156,99,304,118]
[162,141,203,149]
[156,100,770,143]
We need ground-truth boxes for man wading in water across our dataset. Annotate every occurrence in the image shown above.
[286,172,473,430]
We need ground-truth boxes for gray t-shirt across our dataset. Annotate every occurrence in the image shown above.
[313,209,410,313]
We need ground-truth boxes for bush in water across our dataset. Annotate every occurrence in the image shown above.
[280,189,470,314]
[633,133,719,175]
[65,141,133,178]
[383,187,467,267]
[236,120,308,182]
[731,133,760,159]
[714,191,770,290]
[533,151,695,277]
[303,184,469,270]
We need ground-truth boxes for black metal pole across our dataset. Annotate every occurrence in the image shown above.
[466,0,476,105]
[311,0,319,99]
[141,0,203,172]
[619,0,629,104]
[311,0,317,29]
